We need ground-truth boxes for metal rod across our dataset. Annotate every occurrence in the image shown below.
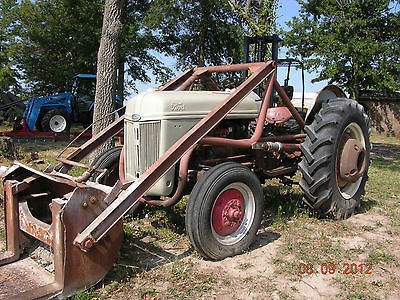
[56,115,124,172]
[195,62,272,73]
[199,154,251,165]
[145,146,196,207]
[274,79,305,129]
[159,67,195,91]
[252,142,301,153]
[261,133,306,142]
[0,181,20,265]
[51,198,66,287]
[200,73,275,148]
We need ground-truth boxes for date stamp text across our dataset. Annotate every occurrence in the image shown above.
[297,263,373,275]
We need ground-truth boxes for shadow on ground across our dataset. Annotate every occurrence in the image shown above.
[371,142,400,160]
[356,198,379,215]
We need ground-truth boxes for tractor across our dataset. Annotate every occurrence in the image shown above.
[23,74,122,133]
[0,58,370,297]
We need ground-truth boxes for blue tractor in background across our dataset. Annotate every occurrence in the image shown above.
[24,74,122,133]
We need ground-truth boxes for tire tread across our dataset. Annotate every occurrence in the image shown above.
[299,98,370,219]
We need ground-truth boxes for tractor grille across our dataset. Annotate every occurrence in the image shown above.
[125,120,161,179]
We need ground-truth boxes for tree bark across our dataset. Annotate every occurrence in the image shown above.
[117,54,125,102]
[117,1,127,102]
[92,0,125,158]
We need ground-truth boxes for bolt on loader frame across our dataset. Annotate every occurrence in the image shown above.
[0,61,370,298]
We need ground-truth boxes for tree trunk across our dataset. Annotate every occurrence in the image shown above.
[92,0,125,159]
[117,53,125,102]
[117,1,127,103]
[351,56,360,101]
[198,0,210,67]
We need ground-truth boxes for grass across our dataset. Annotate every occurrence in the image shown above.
[104,258,219,299]
[71,288,100,300]
[368,251,397,265]
[365,153,400,228]
[1,129,399,299]
[370,133,400,144]
[267,135,400,299]
[262,179,309,229]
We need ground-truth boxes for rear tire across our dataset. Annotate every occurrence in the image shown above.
[41,109,71,133]
[185,162,264,260]
[299,98,370,219]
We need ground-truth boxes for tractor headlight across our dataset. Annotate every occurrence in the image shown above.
[131,114,141,121]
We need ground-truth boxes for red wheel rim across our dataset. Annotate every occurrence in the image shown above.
[212,189,245,236]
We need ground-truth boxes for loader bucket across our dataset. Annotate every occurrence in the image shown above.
[0,163,123,299]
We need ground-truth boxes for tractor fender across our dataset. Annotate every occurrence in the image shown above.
[39,104,72,119]
[305,85,346,125]
[24,96,45,131]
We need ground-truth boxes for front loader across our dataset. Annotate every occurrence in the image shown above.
[0,61,370,298]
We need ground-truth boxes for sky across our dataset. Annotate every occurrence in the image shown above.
[275,0,329,93]
[132,0,329,97]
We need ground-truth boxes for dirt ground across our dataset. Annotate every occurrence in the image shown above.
[105,214,399,299]
[0,141,399,299]
[98,142,400,300]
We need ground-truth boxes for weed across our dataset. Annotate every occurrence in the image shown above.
[262,180,309,229]
[372,280,384,287]
[356,198,378,214]
[166,286,177,294]
[334,275,386,300]
[243,276,253,283]
[142,287,157,298]
[361,225,374,231]
[170,260,192,279]
[363,149,400,233]
[277,291,292,300]
[0,138,24,160]
[367,251,396,265]
[67,167,87,178]
[104,281,120,294]
[238,262,253,270]
[109,263,137,285]
[0,242,5,254]
[193,284,211,293]
[71,288,100,300]
[349,245,365,255]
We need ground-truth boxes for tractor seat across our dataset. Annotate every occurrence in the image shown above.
[265,107,293,124]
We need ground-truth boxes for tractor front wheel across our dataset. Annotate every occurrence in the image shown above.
[185,162,264,260]
[41,109,71,133]
[90,146,122,185]
[299,98,370,219]
[89,146,143,214]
